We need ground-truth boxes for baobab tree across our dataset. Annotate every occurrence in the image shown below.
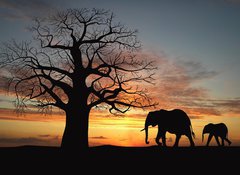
[0,8,157,150]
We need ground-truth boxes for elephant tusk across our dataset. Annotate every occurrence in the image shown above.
[140,128,145,132]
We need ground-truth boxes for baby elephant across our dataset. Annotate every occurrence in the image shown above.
[202,123,231,146]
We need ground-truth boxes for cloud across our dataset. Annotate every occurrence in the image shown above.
[0,135,61,146]
[174,59,218,82]
[0,74,11,94]
[157,59,218,92]
[0,137,44,144]
[150,57,217,113]
[0,0,59,20]
[144,55,240,118]
[0,108,65,122]
[0,98,12,103]
[0,49,239,121]
[38,134,51,138]
[90,136,108,139]
[210,98,240,114]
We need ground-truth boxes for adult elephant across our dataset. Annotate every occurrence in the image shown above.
[141,109,195,147]
[202,123,232,146]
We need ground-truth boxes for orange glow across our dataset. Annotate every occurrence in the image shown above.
[0,107,240,147]
[0,53,240,147]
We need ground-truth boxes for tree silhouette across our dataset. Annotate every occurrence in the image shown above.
[0,8,157,150]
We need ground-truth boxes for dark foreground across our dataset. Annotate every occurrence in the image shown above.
[0,145,239,173]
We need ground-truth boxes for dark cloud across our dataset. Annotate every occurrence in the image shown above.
[154,58,214,108]
[38,134,51,138]
[188,115,205,119]
[0,137,44,144]
[0,135,60,146]
[0,0,60,20]
[157,58,218,97]
[0,10,21,20]
[0,107,66,122]
[150,56,240,118]
[0,0,51,10]
[92,111,147,119]
[178,98,240,117]
[119,139,127,141]
[0,98,12,103]
[0,75,11,93]
[90,136,108,139]
[0,47,238,121]
[174,59,218,82]
[210,98,240,113]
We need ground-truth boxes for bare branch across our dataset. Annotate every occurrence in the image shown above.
[1,8,157,116]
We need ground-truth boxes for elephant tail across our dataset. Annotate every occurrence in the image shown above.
[190,124,195,139]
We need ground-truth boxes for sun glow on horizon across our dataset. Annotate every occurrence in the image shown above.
[0,108,239,147]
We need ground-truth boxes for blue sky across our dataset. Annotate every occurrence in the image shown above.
[0,0,240,99]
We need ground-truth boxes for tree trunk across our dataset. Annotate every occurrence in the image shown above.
[61,107,90,151]
[61,49,90,151]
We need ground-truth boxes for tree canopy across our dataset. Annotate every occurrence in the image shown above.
[0,8,157,149]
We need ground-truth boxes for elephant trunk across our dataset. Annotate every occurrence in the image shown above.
[202,128,206,142]
[145,123,149,144]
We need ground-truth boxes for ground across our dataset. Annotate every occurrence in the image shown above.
[0,145,239,174]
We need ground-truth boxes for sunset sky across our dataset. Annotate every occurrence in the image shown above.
[0,0,240,147]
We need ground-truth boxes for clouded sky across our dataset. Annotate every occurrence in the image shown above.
[0,0,240,147]
[1,0,240,98]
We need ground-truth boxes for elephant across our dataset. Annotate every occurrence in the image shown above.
[141,109,195,147]
[202,123,232,146]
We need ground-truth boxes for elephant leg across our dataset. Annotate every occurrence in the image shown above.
[214,136,221,146]
[221,138,224,146]
[206,134,213,146]
[224,138,232,146]
[162,132,167,147]
[173,134,181,147]
[186,133,195,147]
[155,132,162,146]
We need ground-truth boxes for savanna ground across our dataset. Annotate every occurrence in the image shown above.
[0,145,239,174]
